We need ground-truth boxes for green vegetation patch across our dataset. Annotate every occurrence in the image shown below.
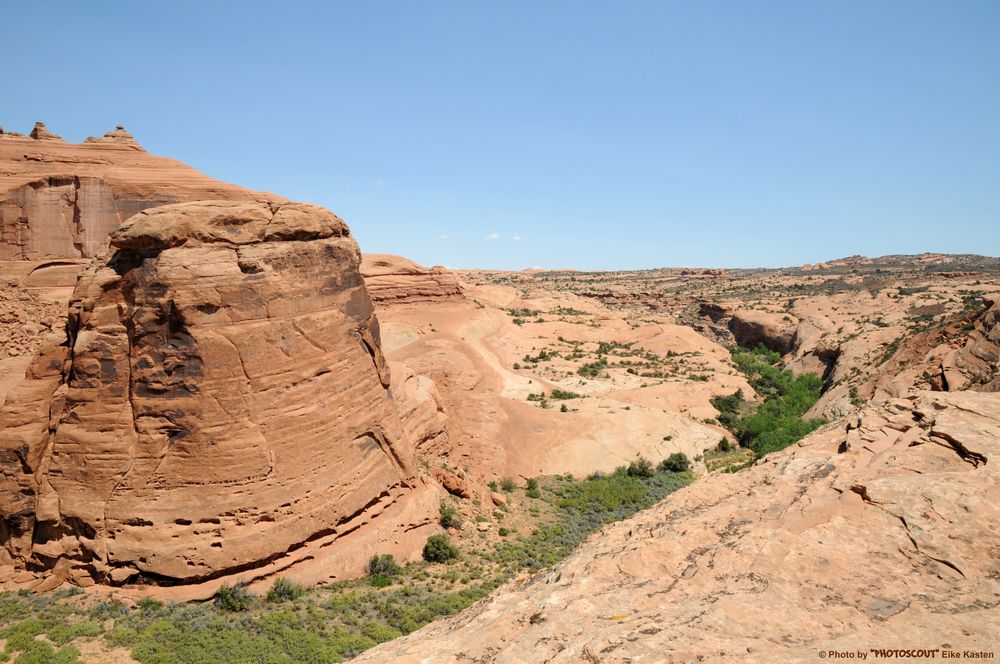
[712,345,826,458]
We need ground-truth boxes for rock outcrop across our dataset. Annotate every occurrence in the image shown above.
[354,390,1000,662]
[360,254,463,304]
[1,123,282,260]
[0,200,434,587]
[869,299,1000,400]
[82,125,141,147]
[728,308,798,354]
[29,122,63,141]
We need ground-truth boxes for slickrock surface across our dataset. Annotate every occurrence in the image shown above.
[0,123,282,260]
[0,200,436,590]
[869,300,1000,399]
[361,253,463,303]
[355,390,1000,663]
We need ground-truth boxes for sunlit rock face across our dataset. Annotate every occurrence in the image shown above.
[0,200,429,586]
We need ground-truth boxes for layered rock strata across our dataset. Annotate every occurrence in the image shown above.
[361,253,463,304]
[1,123,282,260]
[0,200,430,587]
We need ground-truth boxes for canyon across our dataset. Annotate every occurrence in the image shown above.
[0,123,997,661]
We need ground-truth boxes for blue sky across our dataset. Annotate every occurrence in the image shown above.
[3,1,998,269]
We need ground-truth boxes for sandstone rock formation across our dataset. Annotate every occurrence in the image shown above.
[728,308,798,354]
[82,125,140,146]
[0,200,434,587]
[360,253,463,303]
[29,122,62,141]
[354,390,1000,662]
[870,299,1000,399]
[1,123,282,260]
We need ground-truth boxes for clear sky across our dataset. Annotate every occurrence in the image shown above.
[3,1,998,269]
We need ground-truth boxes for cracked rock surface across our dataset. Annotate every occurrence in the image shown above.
[354,390,1000,663]
[0,200,436,591]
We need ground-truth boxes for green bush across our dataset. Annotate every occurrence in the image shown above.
[214,582,254,612]
[659,452,691,473]
[439,503,462,529]
[367,554,403,578]
[526,478,541,499]
[626,457,655,478]
[577,358,608,377]
[265,577,305,603]
[422,535,459,563]
[500,477,517,492]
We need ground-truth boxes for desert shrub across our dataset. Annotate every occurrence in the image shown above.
[214,582,254,612]
[500,477,517,492]
[526,478,541,499]
[439,503,462,529]
[266,577,305,603]
[626,457,655,478]
[422,535,459,563]
[659,452,691,473]
[717,437,733,452]
[550,389,582,400]
[577,358,608,377]
[367,554,403,578]
[136,597,162,612]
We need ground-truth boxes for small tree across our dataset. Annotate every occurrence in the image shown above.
[659,452,691,473]
[215,582,254,611]
[626,457,655,478]
[368,553,403,578]
[266,577,304,602]
[422,534,459,563]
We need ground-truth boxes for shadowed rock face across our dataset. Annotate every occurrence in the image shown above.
[0,200,424,586]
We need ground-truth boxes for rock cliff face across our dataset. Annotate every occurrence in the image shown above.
[0,200,432,587]
[354,390,1000,663]
[728,308,798,354]
[0,123,282,260]
[360,254,463,304]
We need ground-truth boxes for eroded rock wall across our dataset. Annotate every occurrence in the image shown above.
[0,124,282,260]
[0,200,429,586]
